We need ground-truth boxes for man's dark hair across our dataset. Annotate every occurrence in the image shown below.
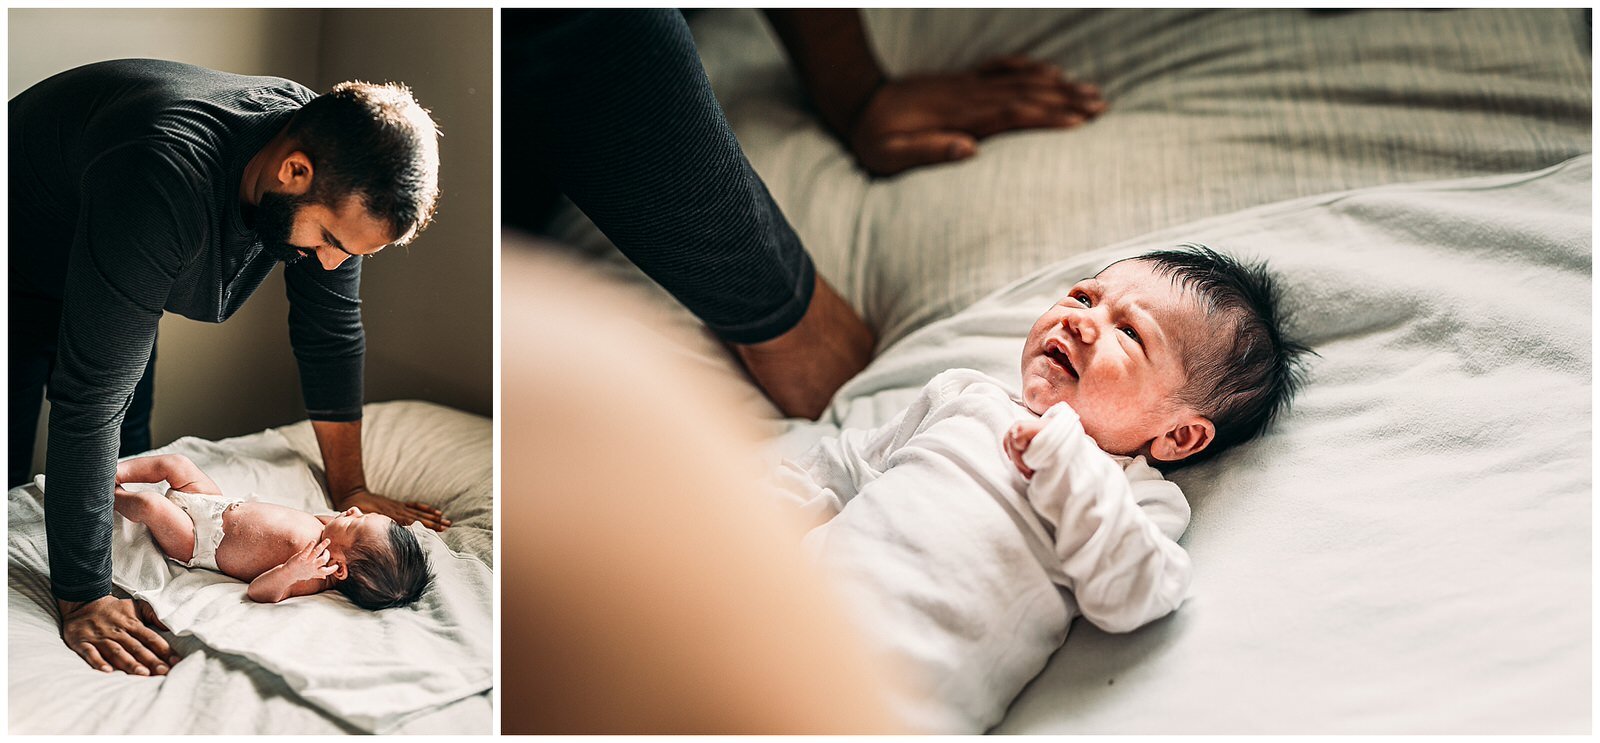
[285,80,442,245]
[1128,243,1313,466]
[337,521,432,610]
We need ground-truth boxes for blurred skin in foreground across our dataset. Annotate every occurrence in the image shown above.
[501,243,904,733]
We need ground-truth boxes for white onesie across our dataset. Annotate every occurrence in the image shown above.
[770,369,1192,732]
[162,488,242,572]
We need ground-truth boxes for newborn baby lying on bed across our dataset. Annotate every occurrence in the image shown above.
[772,245,1309,731]
[113,454,431,609]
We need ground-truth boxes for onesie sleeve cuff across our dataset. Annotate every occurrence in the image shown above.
[1021,401,1090,472]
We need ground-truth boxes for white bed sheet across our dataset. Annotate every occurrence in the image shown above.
[777,157,1591,733]
[8,400,494,734]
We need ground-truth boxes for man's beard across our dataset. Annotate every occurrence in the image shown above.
[254,190,313,264]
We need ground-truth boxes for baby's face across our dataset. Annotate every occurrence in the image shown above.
[1020,259,1206,455]
[320,507,396,558]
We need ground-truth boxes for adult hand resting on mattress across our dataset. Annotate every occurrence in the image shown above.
[53,452,227,675]
[57,595,179,676]
[765,10,1106,176]
[313,420,451,532]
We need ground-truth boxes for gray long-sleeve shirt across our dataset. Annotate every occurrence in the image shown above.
[9,59,365,601]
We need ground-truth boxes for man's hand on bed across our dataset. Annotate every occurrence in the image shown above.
[338,489,451,531]
[762,12,1103,177]
[849,56,1107,177]
[312,420,449,531]
[57,595,179,676]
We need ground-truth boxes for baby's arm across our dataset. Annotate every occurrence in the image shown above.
[1009,403,1192,633]
[246,538,337,603]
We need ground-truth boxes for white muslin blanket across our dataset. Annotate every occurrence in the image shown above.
[29,430,493,733]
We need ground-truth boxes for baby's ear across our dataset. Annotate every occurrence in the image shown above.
[1151,415,1214,463]
[332,562,349,581]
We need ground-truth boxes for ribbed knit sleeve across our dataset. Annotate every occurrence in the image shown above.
[45,146,204,601]
[505,9,815,344]
[284,257,364,421]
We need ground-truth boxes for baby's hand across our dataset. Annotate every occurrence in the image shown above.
[283,538,338,583]
[1005,418,1047,479]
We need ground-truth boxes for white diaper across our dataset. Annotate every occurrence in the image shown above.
[163,488,242,572]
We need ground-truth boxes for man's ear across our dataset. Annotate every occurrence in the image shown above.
[1150,415,1214,463]
[274,150,314,196]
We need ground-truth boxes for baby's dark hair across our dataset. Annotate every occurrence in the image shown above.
[1128,243,1312,466]
[337,521,432,610]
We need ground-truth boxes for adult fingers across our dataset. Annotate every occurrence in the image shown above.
[129,618,175,661]
[386,506,426,528]
[1011,79,1106,117]
[406,504,451,530]
[980,74,1105,116]
[979,58,1086,97]
[405,502,448,523]
[99,639,150,676]
[121,631,169,675]
[1066,82,1107,116]
[1070,80,1102,99]
[972,102,1076,138]
[134,599,167,631]
[978,55,1053,77]
[406,501,445,517]
[130,603,180,663]
[983,100,1092,138]
[867,131,978,176]
[77,642,114,673]
[412,510,449,531]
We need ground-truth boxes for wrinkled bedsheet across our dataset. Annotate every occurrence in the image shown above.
[8,400,493,734]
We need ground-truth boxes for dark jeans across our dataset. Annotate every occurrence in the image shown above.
[503,9,816,345]
[8,292,156,487]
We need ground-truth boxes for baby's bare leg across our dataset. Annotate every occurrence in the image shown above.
[114,488,196,563]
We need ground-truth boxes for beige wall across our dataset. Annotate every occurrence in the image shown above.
[7,9,324,93]
[10,9,493,476]
[316,9,495,421]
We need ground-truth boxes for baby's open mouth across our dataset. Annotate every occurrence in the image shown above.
[1044,343,1078,379]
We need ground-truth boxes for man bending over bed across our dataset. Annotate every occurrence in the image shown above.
[113,454,430,610]
[772,245,1310,729]
[11,59,448,677]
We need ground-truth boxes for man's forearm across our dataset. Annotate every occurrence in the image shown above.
[312,419,367,505]
[42,407,121,602]
[761,10,887,141]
